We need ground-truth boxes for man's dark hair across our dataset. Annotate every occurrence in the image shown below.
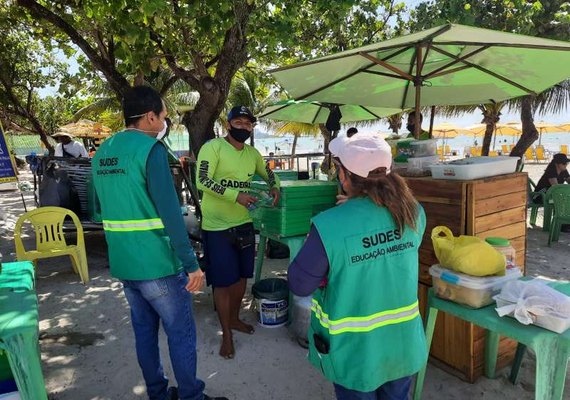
[408,111,423,122]
[347,127,358,137]
[122,86,164,126]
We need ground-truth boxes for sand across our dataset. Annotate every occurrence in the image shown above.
[0,166,568,400]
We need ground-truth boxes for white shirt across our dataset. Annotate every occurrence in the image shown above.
[55,141,89,158]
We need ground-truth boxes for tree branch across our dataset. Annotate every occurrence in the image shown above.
[160,76,178,97]
[149,31,200,88]
[17,0,130,98]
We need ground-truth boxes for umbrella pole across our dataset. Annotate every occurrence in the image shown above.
[414,45,423,140]
[429,106,435,139]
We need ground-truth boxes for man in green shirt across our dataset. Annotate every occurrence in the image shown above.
[196,106,280,359]
[406,111,430,140]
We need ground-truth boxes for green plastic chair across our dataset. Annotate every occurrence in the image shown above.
[547,185,570,246]
[527,178,544,226]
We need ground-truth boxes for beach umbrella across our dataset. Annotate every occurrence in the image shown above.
[258,99,402,124]
[270,24,570,138]
[556,123,570,132]
[531,120,566,145]
[430,122,471,139]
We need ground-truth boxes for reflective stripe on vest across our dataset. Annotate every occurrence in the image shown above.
[311,299,420,335]
[102,218,165,232]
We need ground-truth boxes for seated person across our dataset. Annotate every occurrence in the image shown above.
[52,132,89,158]
[405,111,430,140]
[533,153,570,231]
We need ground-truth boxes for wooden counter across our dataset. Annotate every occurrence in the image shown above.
[405,172,528,382]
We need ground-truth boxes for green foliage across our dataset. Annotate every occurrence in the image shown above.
[411,0,569,40]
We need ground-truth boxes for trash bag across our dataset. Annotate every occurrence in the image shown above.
[39,162,81,215]
[267,239,290,259]
[431,226,506,277]
[495,280,570,333]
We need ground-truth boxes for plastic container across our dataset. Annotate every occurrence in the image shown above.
[485,237,516,268]
[407,155,439,171]
[430,156,519,180]
[429,264,522,308]
[494,295,570,334]
[410,139,437,157]
[252,278,289,328]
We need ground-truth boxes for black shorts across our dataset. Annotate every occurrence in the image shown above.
[202,223,256,288]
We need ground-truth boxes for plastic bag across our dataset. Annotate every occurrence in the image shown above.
[495,280,570,332]
[431,226,506,277]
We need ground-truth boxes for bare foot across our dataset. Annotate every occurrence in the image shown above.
[219,333,235,359]
[230,319,255,334]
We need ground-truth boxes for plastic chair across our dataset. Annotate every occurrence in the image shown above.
[489,150,499,157]
[444,145,451,155]
[14,207,89,284]
[560,144,568,155]
[525,147,536,163]
[437,146,444,160]
[501,144,510,155]
[527,178,544,226]
[535,145,549,163]
[547,185,570,246]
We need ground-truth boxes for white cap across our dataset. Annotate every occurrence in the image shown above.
[329,133,392,178]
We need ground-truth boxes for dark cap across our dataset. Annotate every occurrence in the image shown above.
[553,153,569,164]
[228,106,256,123]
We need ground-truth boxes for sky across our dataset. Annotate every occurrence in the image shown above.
[40,0,568,132]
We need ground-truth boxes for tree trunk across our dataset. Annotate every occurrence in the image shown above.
[387,114,402,134]
[479,105,499,156]
[290,134,298,170]
[511,96,539,160]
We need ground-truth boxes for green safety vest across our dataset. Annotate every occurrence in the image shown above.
[92,130,182,280]
[310,197,427,392]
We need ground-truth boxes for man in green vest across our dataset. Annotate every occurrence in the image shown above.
[196,106,280,359]
[93,86,227,400]
[288,133,427,399]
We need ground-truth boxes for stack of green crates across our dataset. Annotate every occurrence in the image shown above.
[252,170,298,182]
[250,180,338,237]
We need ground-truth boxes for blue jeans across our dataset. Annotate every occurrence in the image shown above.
[122,272,205,400]
[334,376,412,400]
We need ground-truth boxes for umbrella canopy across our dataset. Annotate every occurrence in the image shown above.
[430,122,471,139]
[258,99,402,124]
[57,120,112,138]
[557,123,570,132]
[271,24,570,137]
[464,124,489,137]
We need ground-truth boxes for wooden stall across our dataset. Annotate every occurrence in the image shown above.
[405,172,527,382]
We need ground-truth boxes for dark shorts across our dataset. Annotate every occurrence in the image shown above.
[202,223,256,288]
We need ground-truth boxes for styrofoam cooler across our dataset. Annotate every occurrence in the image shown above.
[430,156,519,180]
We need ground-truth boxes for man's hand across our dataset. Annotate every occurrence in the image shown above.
[185,269,205,293]
[236,192,258,208]
[336,194,349,205]
[270,187,281,206]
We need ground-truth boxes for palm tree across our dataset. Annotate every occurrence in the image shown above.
[269,121,320,170]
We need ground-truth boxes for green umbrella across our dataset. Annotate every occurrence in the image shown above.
[258,99,402,124]
[270,24,570,137]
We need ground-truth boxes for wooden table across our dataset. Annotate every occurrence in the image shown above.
[405,172,528,382]
[414,282,569,400]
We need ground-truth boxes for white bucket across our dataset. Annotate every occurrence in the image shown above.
[255,297,288,328]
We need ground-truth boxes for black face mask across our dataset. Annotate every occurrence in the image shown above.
[229,127,251,143]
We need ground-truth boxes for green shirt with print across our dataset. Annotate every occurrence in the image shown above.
[196,137,280,231]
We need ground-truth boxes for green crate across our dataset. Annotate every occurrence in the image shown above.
[251,203,333,237]
[251,180,338,209]
[252,170,298,182]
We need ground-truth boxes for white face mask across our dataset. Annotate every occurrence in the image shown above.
[156,120,168,140]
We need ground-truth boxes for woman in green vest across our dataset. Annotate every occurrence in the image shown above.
[288,133,427,400]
